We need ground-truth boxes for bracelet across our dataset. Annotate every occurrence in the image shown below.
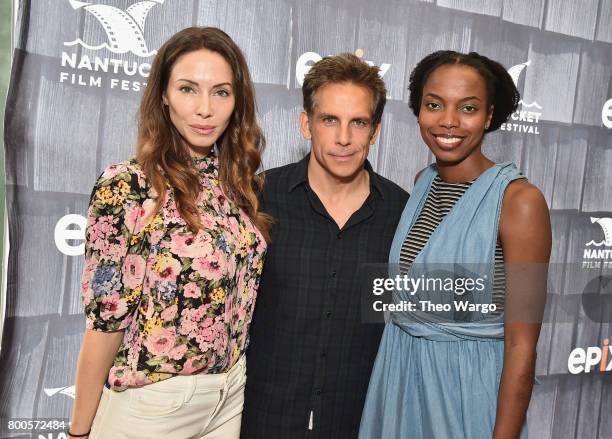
[67,430,90,438]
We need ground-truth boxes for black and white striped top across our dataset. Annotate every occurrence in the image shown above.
[399,175,505,313]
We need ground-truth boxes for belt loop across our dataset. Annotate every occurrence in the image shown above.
[235,354,244,374]
[184,375,196,403]
[223,367,230,398]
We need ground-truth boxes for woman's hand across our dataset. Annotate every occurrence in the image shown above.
[68,329,124,438]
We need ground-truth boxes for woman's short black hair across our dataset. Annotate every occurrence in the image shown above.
[408,50,520,132]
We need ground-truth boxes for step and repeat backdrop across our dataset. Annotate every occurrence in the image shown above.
[2,0,612,437]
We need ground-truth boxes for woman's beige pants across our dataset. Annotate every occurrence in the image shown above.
[90,356,246,439]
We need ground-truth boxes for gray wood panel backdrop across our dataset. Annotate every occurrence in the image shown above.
[2,0,612,437]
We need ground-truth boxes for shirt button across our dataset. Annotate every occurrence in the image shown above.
[315,389,322,395]
[331,270,337,278]
[337,232,342,239]
[325,310,332,318]
[321,352,327,358]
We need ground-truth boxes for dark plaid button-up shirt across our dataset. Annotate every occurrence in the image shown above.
[241,154,409,439]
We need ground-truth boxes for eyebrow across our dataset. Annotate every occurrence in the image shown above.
[174,79,233,88]
[318,113,337,119]
[317,113,372,122]
[424,92,482,102]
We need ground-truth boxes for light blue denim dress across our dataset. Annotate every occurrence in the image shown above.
[359,163,528,439]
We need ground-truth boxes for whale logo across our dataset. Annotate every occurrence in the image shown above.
[587,217,612,247]
[507,60,541,109]
[44,385,76,399]
[64,0,164,57]
[508,60,530,87]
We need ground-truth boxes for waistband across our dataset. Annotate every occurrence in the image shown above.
[105,355,246,390]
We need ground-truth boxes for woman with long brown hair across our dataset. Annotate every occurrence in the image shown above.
[68,27,269,439]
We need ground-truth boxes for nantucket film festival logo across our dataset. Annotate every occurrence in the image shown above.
[44,385,76,400]
[59,0,165,92]
[499,60,542,135]
[583,217,612,269]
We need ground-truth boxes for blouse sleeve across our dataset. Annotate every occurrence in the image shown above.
[80,162,149,332]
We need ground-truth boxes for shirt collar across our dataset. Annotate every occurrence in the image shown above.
[191,145,218,176]
[287,153,385,200]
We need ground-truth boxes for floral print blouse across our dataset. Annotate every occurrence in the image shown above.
[80,150,266,390]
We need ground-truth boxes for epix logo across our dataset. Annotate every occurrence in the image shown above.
[295,49,391,87]
[603,98,612,128]
[568,339,611,374]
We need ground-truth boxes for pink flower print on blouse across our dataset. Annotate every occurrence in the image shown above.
[179,304,211,338]
[100,293,128,321]
[170,231,213,258]
[159,363,178,374]
[144,326,177,356]
[182,356,205,375]
[183,282,202,299]
[149,229,165,246]
[152,254,182,283]
[81,256,98,306]
[101,164,122,180]
[191,248,227,282]
[169,344,188,361]
[121,254,146,290]
[88,214,115,242]
[160,304,178,321]
[81,157,266,390]
[124,204,144,235]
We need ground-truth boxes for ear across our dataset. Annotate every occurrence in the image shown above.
[299,111,312,140]
[369,122,382,145]
[485,105,494,130]
[162,94,169,106]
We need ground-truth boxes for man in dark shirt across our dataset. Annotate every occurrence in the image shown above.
[241,53,409,438]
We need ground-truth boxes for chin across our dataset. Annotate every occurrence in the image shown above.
[330,166,362,180]
[185,137,217,150]
[426,144,474,166]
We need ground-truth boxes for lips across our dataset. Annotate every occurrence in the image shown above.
[330,152,355,161]
[437,136,462,144]
[432,133,465,149]
[189,124,216,135]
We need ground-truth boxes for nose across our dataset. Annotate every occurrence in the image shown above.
[196,94,212,118]
[439,108,459,130]
[336,123,351,146]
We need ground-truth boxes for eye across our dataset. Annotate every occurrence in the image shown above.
[214,88,231,97]
[322,117,337,125]
[425,102,441,110]
[461,104,478,113]
[352,119,369,128]
[179,85,194,93]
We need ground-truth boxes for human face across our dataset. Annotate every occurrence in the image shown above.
[163,49,235,157]
[300,82,380,182]
[418,64,493,165]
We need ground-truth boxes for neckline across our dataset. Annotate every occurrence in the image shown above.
[433,175,476,186]
[191,148,217,171]
[432,161,498,185]
[407,164,502,264]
